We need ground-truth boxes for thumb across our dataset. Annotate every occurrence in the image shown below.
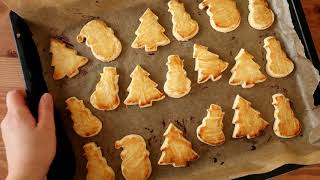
[37,93,55,131]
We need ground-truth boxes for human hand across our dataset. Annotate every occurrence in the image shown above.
[1,90,56,180]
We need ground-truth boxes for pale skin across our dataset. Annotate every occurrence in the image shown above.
[1,90,56,180]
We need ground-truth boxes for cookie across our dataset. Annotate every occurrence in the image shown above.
[232,95,269,139]
[248,0,274,30]
[193,44,229,84]
[131,8,170,52]
[272,94,301,138]
[77,20,122,62]
[164,55,191,98]
[50,38,88,80]
[168,0,199,41]
[199,0,241,33]
[264,36,294,78]
[115,135,152,180]
[90,67,120,111]
[83,142,115,180]
[196,104,225,146]
[124,65,165,108]
[158,123,199,167]
[65,97,102,137]
[229,49,267,88]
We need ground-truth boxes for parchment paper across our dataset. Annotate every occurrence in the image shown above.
[4,0,320,179]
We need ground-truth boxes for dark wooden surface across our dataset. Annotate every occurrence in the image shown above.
[0,0,319,179]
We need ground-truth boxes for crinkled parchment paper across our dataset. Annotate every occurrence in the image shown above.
[4,0,320,179]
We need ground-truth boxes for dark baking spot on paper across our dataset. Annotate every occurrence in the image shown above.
[42,48,46,52]
[229,50,233,56]
[300,134,303,137]
[231,36,236,40]
[147,135,157,147]
[148,52,155,56]
[162,119,166,129]
[202,86,209,90]
[212,157,218,163]
[198,13,201,16]
[220,161,224,165]
[144,127,154,134]
[7,49,17,58]
[80,69,88,76]
[251,145,256,151]
[190,116,195,121]
[95,0,99,3]
[175,119,187,135]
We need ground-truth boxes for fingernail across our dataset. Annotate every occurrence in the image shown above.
[42,93,53,104]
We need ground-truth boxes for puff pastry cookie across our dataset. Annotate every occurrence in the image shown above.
[248,0,274,30]
[229,49,267,88]
[77,20,122,62]
[65,97,102,137]
[164,55,191,98]
[50,38,88,80]
[90,67,120,111]
[131,8,170,52]
[158,123,199,167]
[196,104,225,146]
[264,36,294,78]
[199,0,241,33]
[232,95,269,139]
[83,142,115,180]
[193,44,229,84]
[115,135,152,180]
[124,65,165,108]
[272,94,301,138]
[168,0,199,41]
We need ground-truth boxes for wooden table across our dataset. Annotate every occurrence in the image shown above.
[0,1,319,179]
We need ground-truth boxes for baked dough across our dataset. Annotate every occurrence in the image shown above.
[199,0,241,33]
[158,123,199,167]
[196,104,225,146]
[115,135,152,180]
[272,93,301,138]
[83,142,115,180]
[164,55,191,98]
[50,38,88,80]
[248,0,274,30]
[264,36,294,78]
[168,0,199,41]
[229,49,267,88]
[232,95,269,139]
[124,65,165,108]
[65,97,102,137]
[131,8,170,52]
[77,20,122,62]
[193,44,229,84]
[90,67,120,111]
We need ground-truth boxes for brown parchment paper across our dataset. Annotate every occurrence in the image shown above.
[4,0,320,179]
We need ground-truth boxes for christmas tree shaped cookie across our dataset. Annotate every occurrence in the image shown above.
[272,94,301,138]
[50,38,88,80]
[164,55,191,98]
[131,8,170,52]
[232,95,269,139]
[229,49,267,88]
[196,104,225,146]
[77,20,122,62]
[168,0,199,41]
[199,0,241,33]
[83,142,115,180]
[248,0,274,30]
[65,97,102,137]
[193,44,229,84]
[158,123,199,167]
[115,135,152,180]
[124,65,165,108]
[90,67,120,111]
[264,36,294,78]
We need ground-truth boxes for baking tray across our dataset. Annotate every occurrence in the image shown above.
[8,0,320,179]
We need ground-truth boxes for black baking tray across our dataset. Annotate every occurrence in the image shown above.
[8,0,320,179]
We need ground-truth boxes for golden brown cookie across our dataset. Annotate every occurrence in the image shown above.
[115,135,152,180]
[168,0,199,41]
[164,55,191,98]
[50,38,88,80]
[90,67,120,111]
[83,142,115,180]
[131,8,170,52]
[272,94,301,138]
[65,97,102,137]
[248,0,274,30]
[77,20,122,62]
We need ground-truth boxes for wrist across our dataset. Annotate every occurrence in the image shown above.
[6,172,46,180]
